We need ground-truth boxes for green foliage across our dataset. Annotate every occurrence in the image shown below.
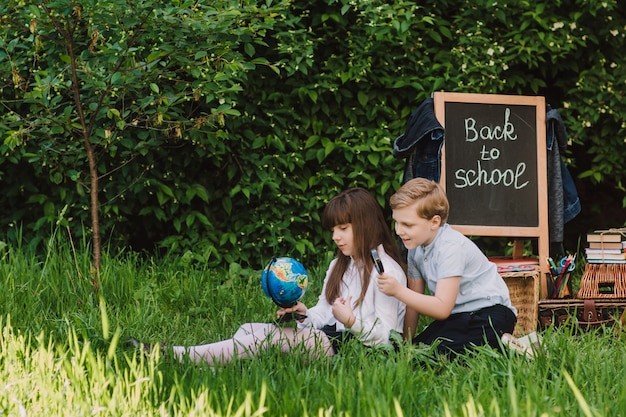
[1,0,625,267]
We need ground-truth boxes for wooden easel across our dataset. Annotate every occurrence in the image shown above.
[512,239,525,259]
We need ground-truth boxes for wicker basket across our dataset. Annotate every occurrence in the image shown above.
[578,263,626,299]
[501,267,539,336]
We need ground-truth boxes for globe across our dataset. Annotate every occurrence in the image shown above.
[261,257,308,308]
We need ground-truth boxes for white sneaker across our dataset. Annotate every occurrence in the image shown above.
[501,332,542,359]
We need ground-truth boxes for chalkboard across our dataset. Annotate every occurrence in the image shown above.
[433,92,549,279]
[443,101,538,227]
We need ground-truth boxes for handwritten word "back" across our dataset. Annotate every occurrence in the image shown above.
[465,108,517,142]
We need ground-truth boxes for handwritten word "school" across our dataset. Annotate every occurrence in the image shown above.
[454,160,529,189]
[465,108,518,142]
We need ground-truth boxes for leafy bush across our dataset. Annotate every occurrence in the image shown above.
[1,0,624,269]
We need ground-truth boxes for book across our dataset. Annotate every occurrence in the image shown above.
[585,248,625,255]
[587,229,626,243]
[489,256,539,273]
[587,258,626,264]
[489,256,539,266]
[585,252,626,260]
[588,241,626,250]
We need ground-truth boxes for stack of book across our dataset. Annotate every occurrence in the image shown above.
[585,229,626,263]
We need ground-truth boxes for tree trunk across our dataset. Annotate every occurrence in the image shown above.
[63,17,101,294]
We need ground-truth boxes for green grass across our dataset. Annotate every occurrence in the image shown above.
[2,238,626,416]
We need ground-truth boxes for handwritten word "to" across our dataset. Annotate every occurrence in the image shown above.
[465,108,518,142]
[454,160,529,189]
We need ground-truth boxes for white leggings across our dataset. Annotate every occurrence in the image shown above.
[172,323,334,366]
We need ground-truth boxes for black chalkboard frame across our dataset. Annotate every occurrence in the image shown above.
[433,92,549,290]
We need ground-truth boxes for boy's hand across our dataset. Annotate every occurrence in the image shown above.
[377,272,401,296]
[332,296,356,328]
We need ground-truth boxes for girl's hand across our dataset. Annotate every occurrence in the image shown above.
[377,272,401,296]
[332,296,356,328]
[277,301,307,319]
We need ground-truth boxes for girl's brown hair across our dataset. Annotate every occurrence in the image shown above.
[321,187,403,305]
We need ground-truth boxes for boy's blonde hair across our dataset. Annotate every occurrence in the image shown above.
[390,178,450,223]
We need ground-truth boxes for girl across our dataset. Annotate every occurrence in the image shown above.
[131,187,407,365]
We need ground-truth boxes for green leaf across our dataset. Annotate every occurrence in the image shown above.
[367,153,380,165]
[244,42,255,57]
[223,108,241,116]
[357,91,368,107]
[67,170,79,181]
[185,214,195,227]
[28,4,40,17]
[428,31,442,43]
[193,211,211,226]
[322,138,336,157]
[111,72,122,84]
[439,26,452,40]
[192,184,209,202]
[305,135,320,149]
[222,198,232,215]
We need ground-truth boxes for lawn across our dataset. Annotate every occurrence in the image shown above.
[1,240,624,416]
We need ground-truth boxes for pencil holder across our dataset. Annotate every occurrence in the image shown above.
[546,254,576,299]
[547,271,573,299]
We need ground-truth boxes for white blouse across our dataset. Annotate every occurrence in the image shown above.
[299,245,406,346]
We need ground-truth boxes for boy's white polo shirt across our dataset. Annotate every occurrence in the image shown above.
[407,223,517,316]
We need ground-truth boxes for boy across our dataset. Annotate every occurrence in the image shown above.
[377,178,517,355]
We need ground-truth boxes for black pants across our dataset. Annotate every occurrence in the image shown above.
[320,324,355,354]
[413,304,516,355]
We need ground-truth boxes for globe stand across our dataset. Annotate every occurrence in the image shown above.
[274,301,307,323]
[264,257,308,324]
